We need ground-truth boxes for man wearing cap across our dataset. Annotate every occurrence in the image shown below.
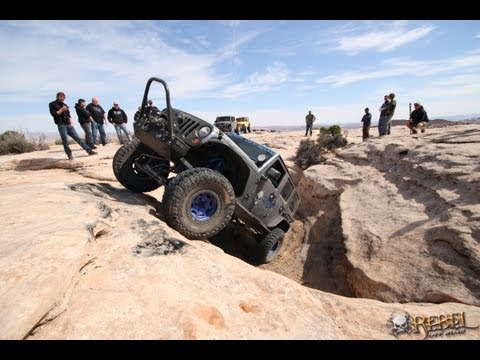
[407,102,429,134]
[48,92,97,160]
[108,101,132,145]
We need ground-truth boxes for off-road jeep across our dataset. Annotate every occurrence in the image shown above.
[113,78,300,263]
[236,117,251,133]
[214,116,238,134]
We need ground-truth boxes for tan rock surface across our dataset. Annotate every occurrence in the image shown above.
[294,125,480,306]
[0,125,479,339]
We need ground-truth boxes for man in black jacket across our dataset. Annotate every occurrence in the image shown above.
[107,101,131,145]
[407,102,429,134]
[361,107,372,141]
[86,97,108,146]
[75,99,96,149]
[48,92,97,160]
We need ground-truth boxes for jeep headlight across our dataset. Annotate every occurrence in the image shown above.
[198,126,211,138]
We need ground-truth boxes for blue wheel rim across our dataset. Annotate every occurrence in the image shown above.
[191,191,218,221]
[268,241,279,260]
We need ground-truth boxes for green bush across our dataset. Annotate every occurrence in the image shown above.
[294,139,321,170]
[0,130,50,155]
[295,125,348,170]
[317,132,348,151]
[318,125,342,136]
[317,125,348,152]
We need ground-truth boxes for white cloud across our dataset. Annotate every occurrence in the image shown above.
[476,33,480,39]
[318,51,480,87]
[217,30,261,63]
[222,62,289,98]
[195,35,210,47]
[0,20,223,106]
[331,22,435,55]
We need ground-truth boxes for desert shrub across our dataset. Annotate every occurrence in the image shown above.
[36,134,50,151]
[0,130,50,155]
[318,127,329,135]
[328,125,342,136]
[295,125,348,170]
[317,125,348,152]
[294,139,321,170]
[318,133,348,151]
[55,138,75,145]
[318,125,342,136]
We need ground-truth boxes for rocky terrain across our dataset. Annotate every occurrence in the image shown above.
[0,123,479,339]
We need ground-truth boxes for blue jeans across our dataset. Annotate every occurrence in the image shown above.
[91,122,107,145]
[378,115,389,136]
[80,122,94,147]
[305,123,313,136]
[57,124,91,156]
[114,123,132,144]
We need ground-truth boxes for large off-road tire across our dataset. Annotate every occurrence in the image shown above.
[162,168,235,239]
[257,228,285,264]
[112,139,168,193]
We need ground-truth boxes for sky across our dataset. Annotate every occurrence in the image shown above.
[1,20,480,133]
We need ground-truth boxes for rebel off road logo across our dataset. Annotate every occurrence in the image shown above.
[388,311,479,339]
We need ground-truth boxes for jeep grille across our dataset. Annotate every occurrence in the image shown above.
[178,116,199,137]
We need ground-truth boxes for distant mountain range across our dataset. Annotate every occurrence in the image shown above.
[15,114,480,139]
[438,113,480,121]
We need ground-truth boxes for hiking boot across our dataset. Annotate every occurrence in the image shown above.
[88,150,97,156]
[91,145,98,149]
[421,128,425,133]
[412,129,418,134]
[68,154,74,160]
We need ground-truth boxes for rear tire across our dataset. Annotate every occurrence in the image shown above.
[162,168,235,239]
[112,139,168,193]
[257,228,285,264]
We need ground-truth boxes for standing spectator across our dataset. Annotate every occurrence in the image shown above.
[305,110,315,136]
[108,101,132,144]
[75,99,96,149]
[48,92,96,160]
[385,93,396,135]
[86,97,108,146]
[407,102,429,134]
[361,107,372,141]
[378,95,390,136]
